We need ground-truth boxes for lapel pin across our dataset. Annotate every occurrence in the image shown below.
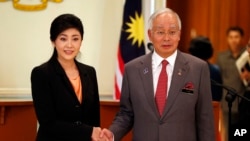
[143,68,148,74]
[178,69,182,76]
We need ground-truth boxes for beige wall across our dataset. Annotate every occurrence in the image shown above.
[0,0,165,98]
[0,0,123,97]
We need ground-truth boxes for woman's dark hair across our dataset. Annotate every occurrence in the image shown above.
[189,36,213,60]
[49,14,84,59]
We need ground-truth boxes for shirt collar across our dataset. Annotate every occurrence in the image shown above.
[152,50,177,67]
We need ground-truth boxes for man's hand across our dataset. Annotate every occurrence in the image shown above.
[240,68,250,86]
[91,127,110,141]
[100,128,114,141]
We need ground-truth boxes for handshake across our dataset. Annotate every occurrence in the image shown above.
[91,127,114,141]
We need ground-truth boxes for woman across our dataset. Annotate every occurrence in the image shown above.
[189,36,223,101]
[31,14,103,141]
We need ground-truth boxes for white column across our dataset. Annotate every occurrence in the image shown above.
[143,0,167,53]
[143,0,155,53]
[155,0,166,9]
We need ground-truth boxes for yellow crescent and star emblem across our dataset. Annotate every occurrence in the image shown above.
[125,12,144,47]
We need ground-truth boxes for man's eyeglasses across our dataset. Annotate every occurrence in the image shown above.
[153,30,180,38]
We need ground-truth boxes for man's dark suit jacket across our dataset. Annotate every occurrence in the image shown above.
[31,57,100,141]
[110,50,215,141]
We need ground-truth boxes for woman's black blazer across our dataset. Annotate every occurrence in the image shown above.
[31,57,100,141]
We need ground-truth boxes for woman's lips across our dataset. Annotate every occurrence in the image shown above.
[64,50,74,55]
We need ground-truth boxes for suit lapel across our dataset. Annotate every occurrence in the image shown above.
[162,51,190,118]
[52,58,82,104]
[52,59,75,94]
[138,53,159,116]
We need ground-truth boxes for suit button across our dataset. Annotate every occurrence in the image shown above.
[159,121,164,124]
[75,105,80,108]
[75,121,82,125]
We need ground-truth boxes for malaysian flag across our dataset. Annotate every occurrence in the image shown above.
[114,0,145,100]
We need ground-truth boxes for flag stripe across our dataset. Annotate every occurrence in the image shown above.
[114,0,145,100]
[117,46,125,75]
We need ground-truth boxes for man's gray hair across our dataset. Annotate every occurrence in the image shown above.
[148,8,182,30]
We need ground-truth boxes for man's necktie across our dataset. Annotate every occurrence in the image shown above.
[155,60,168,116]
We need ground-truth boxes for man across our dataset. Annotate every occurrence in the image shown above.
[216,26,246,141]
[102,8,215,141]
[235,39,250,141]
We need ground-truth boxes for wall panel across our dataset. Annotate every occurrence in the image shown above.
[167,0,250,63]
